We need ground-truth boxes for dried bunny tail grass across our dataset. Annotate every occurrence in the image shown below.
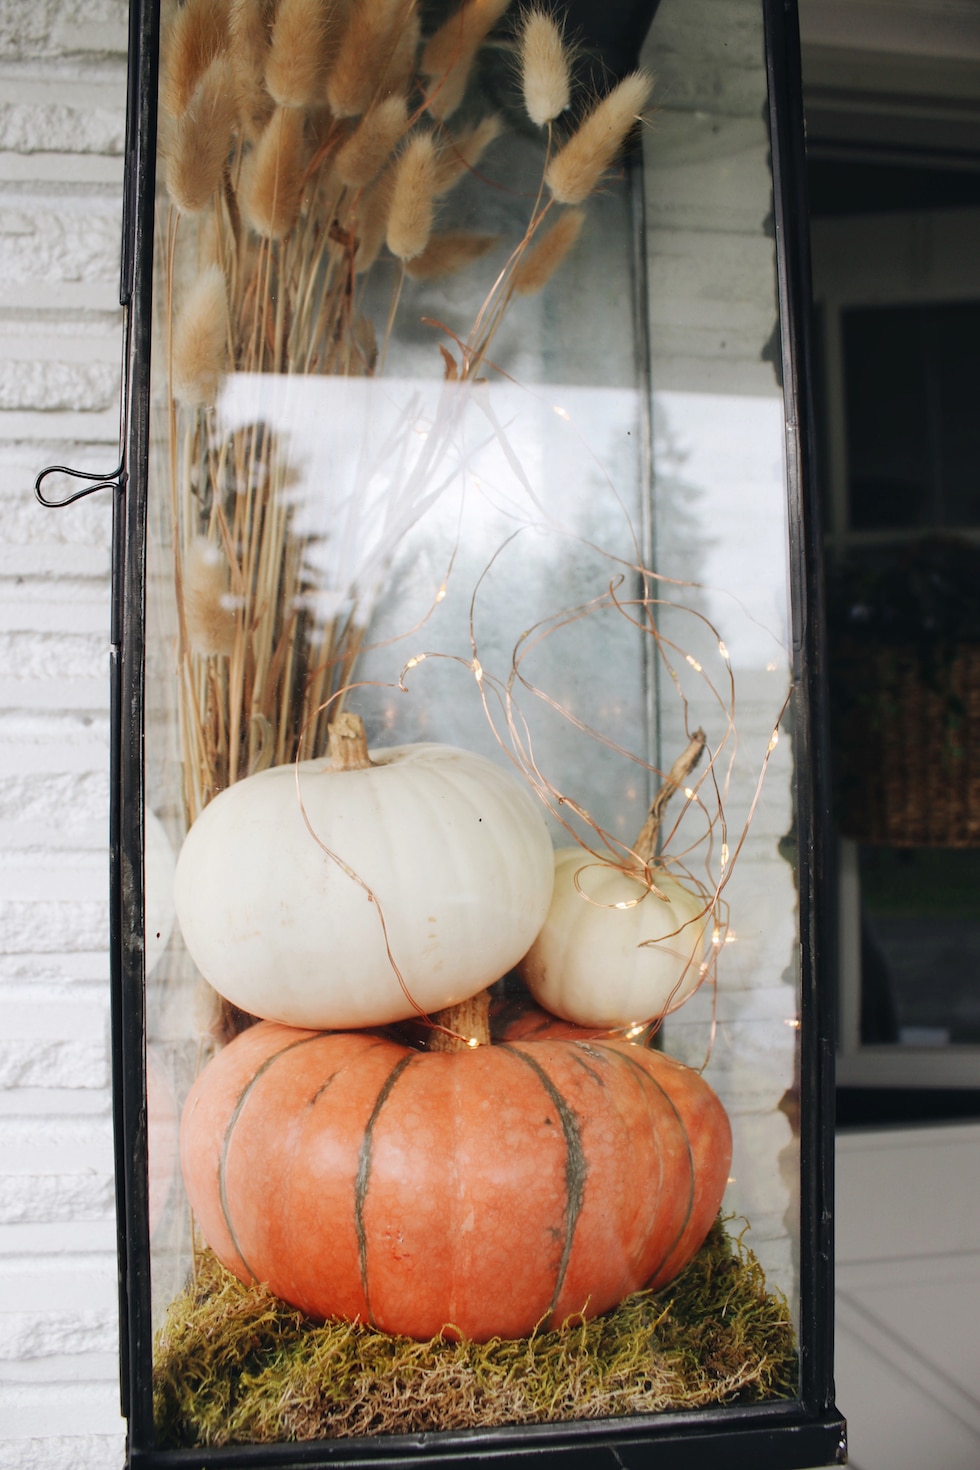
[545,69,653,205]
[386,131,438,260]
[241,105,309,239]
[353,171,393,272]
[171,264,229,407]
[164,55,239,214]
[265,0,331,108]
[433,114,502,194]
[327,0,416,119]
[383,3,422,97]
[228,0,275,132]
[520,9,570,126]
[404,229,498,280]
[421,0,511,79]
[421,0,512,120]
[183,538,238,657]
[512,207,583,293]
[161,0,230,119]
[335,95,409,189]
[229,0,273,70]
[196,208,223,271]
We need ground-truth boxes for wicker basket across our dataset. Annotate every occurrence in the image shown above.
[832,643,980,847]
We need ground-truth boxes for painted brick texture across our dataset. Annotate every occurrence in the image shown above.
[0,2,128,1465]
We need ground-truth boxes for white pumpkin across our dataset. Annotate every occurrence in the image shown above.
[519,849,709,1029]
[173,717,554,1029]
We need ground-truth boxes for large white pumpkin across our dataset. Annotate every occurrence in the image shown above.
[519,848,709,1029]
[173,727,554,1029]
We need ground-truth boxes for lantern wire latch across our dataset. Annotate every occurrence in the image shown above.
[34,459,126,509]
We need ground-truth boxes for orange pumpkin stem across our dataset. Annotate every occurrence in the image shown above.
[634,729,706,866]
[429,989,492,1051]
[328,711,373,771]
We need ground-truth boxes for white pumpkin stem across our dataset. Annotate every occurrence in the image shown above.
[634,729,706,866]
[328,711,373,771]
[429,989,492,1051]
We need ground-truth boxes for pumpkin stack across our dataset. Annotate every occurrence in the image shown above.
[174,715,732,1343]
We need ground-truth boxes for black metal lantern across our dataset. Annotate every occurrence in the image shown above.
[38,0,843,1465]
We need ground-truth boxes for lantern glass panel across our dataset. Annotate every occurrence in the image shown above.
[138,0,811,1453]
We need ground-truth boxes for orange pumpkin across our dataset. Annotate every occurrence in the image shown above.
[181,1019,731,1342]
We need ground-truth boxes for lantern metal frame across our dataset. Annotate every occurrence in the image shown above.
[48,0,846,1463]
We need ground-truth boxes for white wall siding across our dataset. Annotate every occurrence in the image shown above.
[0,3,127,1466]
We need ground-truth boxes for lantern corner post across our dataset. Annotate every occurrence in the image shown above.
[763,0,842,1443]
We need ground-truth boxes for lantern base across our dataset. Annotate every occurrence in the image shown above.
[153,1218,797,1447]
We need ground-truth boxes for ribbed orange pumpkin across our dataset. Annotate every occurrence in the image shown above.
[180,1020,731,1342]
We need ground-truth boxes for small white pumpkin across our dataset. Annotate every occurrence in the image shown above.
[519,850,708,1028]
[173,714,554,1029]
[519,729,711,1029]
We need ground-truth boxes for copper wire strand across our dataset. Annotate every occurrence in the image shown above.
[290,680,473,1047]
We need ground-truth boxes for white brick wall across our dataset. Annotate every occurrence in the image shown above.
[0,2,128,1465]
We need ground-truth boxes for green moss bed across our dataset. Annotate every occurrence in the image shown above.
[152,1221,797,1446]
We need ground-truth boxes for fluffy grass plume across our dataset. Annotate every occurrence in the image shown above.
[421,0,512,79]
[335,95,409,188]
[228,0,276,134]
[352,172,394,272]
[241,105,308,238]
[512,207,583,294]
[520,10,570,126]
[326,0,416,118]
[153,1221,798,1446]
[161,0,230,119]
[183,540,238,657]
[405,230,498,280]
[165,56,239,215]
[433,113,502,194]
[171,264,229,407]
[386,131,438,260]
[421,0,512,119]
[545,70,653,205]
[265,0,329,108]
[382,1,422,98]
